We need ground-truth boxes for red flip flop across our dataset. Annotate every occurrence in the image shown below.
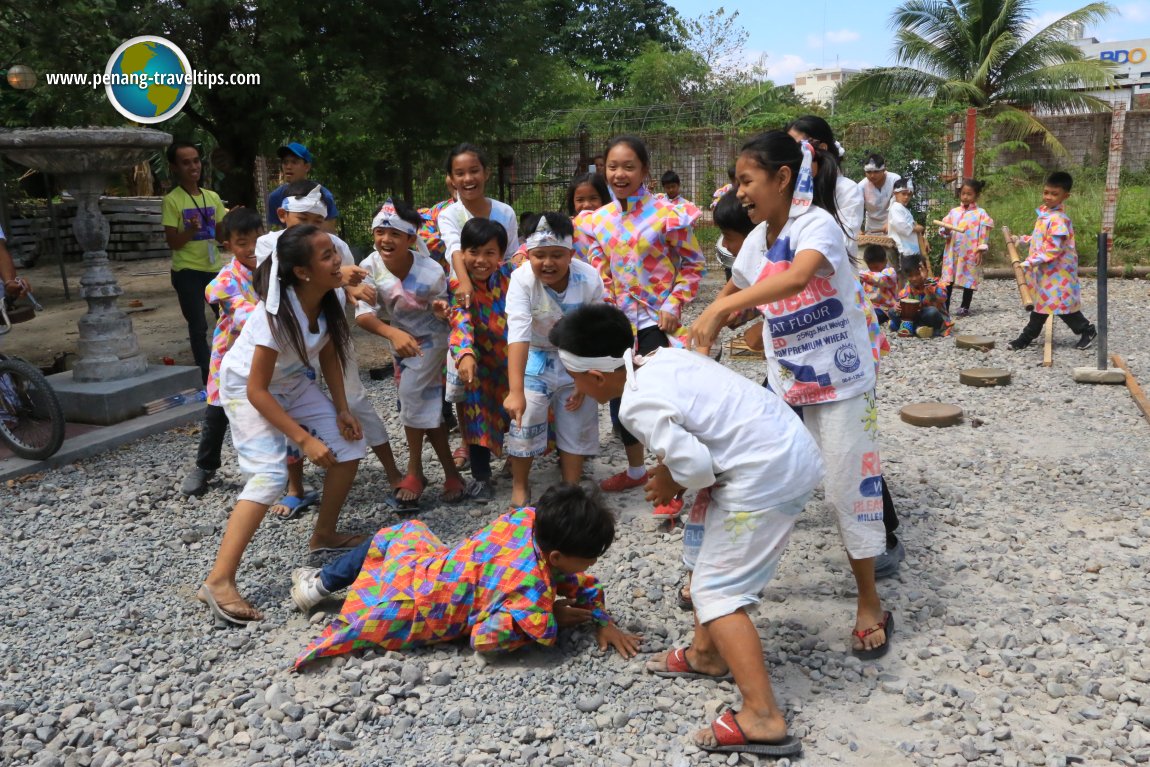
[646,647,732,681]
[699,710,803,756]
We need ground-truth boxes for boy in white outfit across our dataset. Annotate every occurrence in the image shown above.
[504,213,607,507]
[551,303,824,759]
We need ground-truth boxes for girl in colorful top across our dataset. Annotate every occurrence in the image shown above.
[575,135,706,515]
[291,483,640,665]
[1007,171,1097,351]
[938,178,994,317]
[355,199,465,508]
[445,218,515,503]
[504,213,607,507]
[200,224,366,626]
[690,132,893,664]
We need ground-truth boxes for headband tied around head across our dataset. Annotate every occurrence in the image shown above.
[371,198,418,237]
[525,216,574,251]
[863,159,885,172]
[266,247,284,316]
[283,185,328,218]
[789,139,815,218]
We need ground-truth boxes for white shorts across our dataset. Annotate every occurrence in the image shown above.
[506,350,599,458]
[346,360,389,447]
[799,391,886,560]
[397,345,447,429]
[686,490,810,624]
[223,378,367,505]
[444,352,465,404]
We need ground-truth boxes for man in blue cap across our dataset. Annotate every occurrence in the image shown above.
[266,142,339,233]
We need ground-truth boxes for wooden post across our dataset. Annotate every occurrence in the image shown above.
[1112,354,1150,426]
[1002,226,1034,311]
[1042,315,1054,367]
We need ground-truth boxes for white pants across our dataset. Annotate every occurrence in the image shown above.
[686,490,810,624]
[223,378,366,505]
[798,391,886,560]
[345,361,389,447]
[397,345,448,429]
[505,350,599,458]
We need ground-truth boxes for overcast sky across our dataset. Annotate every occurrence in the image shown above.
[667,0,1150,84]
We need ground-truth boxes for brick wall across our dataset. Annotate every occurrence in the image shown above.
[990,110,1150,171]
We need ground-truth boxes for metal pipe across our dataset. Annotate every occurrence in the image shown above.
[1097,232,1108,371]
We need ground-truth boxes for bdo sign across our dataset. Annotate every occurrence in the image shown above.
[1100,48,1147,64]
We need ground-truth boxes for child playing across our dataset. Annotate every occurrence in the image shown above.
[859,245,898,325]
[658,170,701,218]
[887,177,923,277]
[575,135,706,517]
[553,304,823,757]
[713,189,755,283]
[355,199,465,509]
[258,181,404,516]
[891,254,952,338]
[938,178,993,317]
[291,483,640,664]
[1008,171,1097,351]
[180,208,263,497]
[857,153,901,233]
[504,213,607,507]
[690,132,894,666]
[566,172,610,217]
[445,218,515,502]
[417,179,456,265]
[199,225,366,626]
[438,143,519,289]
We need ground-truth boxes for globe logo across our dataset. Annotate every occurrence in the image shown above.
[104,36,192,124]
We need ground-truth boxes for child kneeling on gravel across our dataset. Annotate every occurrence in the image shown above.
[292,483,640,667]
[551,303,824,758]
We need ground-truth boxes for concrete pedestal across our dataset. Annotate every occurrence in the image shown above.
[48,365,202,425]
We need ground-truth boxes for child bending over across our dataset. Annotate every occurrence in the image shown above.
[859,244,897,325]
[1007,171,1097,351]
[291,483,640,665]
[553,303,823,757]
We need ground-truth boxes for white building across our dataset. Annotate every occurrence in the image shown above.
[1070,36,1150,109]
[793,67,860,106]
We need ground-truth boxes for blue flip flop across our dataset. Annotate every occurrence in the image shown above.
[270,489,320,521]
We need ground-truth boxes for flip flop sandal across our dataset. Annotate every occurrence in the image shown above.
[441,475,467,504]
[308,533,367,556]
[698,709,803,756]
[269,490,320,521]
[646,647,732,681]
[851,610,894,661]
[677,584,693,611]
[394,474,426,512]
[452,446,470,470]
[197,584,260,627]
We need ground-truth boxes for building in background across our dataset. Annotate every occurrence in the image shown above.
[1070,35,1150,109]
[793,67,860,107]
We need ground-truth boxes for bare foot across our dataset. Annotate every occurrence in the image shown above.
[309,531,367,552]
[852,608,889,653]
[694,709,789,748]
[645,646,729,677]
[198,581,263,622]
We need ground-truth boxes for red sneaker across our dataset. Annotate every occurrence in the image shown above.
[652,496,684,517]
[599,470,647,492]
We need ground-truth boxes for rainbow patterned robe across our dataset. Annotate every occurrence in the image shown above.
[1020,205,1080,315]
[204,258,257,406]
[295,507,610,667]
[938,204,994,290]
[448,261,513,453]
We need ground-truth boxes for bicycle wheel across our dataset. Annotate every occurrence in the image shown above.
[0,358,66,460]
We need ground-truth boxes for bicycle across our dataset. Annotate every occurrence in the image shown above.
[0,292,66,461]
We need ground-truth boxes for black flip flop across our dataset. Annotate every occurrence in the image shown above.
[851,610,894,661]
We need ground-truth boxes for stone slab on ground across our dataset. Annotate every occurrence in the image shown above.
[48,364,202,425]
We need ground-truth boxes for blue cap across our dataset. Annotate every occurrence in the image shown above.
[277,142,313,164]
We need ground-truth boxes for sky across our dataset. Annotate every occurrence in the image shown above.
[667,0,1150,84]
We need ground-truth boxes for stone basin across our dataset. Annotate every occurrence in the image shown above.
[0,127,171,176]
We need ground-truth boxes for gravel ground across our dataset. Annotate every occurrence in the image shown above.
[2,276,1149,767]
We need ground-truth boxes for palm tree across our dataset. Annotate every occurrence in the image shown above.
[839,0,1116,152]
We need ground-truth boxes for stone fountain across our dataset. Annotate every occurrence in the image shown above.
[0,128,202,424]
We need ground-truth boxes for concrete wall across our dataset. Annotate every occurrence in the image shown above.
[991,110,1150,171]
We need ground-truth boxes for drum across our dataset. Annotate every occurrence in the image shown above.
[858,234,897,249]
[899,297,922,321]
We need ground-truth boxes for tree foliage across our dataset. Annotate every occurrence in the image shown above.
[838,0,1116,153]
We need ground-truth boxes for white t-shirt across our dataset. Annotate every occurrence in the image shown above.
[219,286,344,398]
[438,199,519,264]
[254,228,356,268]
[506,258,606,350]
[887,200,919,256]
[354,250,449,348]
[835,175,863,259]
[619,348,825,510]
[732,208,875,406]
[857,172,901,233]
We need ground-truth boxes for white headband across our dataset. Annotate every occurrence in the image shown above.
[371,198,418,236]
[895,180,915,194]
[863,160,885,172]
[283,185,328,217]
[834,140,845,158]
[525,216,574,251]
[790,140,815,218]
[266,246,284,316]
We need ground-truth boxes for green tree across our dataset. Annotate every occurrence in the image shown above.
[838,0,1116,152]
[623,42,709,104]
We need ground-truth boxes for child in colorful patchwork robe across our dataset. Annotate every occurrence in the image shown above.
[291,483,640,665]
[891,254,953,339]
[1007,171,1097,352]
[938,178,994,317]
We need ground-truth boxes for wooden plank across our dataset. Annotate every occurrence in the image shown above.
[1111,354,1150,426]
[1042,314,1054,367]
